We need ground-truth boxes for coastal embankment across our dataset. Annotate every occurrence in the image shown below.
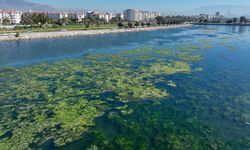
[193,23,250,26]
[0,24,191,41]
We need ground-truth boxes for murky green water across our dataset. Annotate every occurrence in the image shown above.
[0,25,250,150]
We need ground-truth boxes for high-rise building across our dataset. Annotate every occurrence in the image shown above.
[123,9,140,22]
[215,12,220,17]
[124,9,160,22]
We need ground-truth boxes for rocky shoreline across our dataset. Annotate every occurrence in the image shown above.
[0,24,192,41]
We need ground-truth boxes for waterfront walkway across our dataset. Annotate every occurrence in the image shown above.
[0,24,191,41]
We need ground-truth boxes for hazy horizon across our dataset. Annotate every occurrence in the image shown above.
[27,0,250,14]
[1,0,250,16]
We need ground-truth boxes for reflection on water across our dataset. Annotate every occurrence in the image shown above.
[223,25,248,34]
[1,25,250,150]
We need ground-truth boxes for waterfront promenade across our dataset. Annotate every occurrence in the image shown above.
[0,24,191,41]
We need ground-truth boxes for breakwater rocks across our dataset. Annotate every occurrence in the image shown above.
[0,24,192,41]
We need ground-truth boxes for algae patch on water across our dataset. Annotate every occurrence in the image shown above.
[0,46,206,149]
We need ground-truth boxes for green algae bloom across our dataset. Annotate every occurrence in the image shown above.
[0,45,206,149]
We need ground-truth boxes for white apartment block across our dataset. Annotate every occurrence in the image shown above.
[124,9,160,22]
[0,12,2,23]
[103,12,113,22]
[47,12,69,20]
[68,13,85,22]
[150,12,160,19]
[87,11,114,22]
[0,10,22,24]
[124,9,140,22]
[139,11,150,21]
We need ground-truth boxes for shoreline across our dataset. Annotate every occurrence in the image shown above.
[0,24,192,42]
[193,23,250,26]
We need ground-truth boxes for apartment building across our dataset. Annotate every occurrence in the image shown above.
[86,11,114,22]
[103,12,113,22]
[68,12,85,22]
[0,10,22,24]
[124,9,160,22]
[124,9,140,22]
[47,12,69,20]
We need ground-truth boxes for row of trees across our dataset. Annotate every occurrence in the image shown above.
[1,18,11,25]
[20,13,117,28]
[199,16,248,24]
[117,22,154,28]
[21,13,48,26]
[19,13,193,27]
[155,16,196,25]
[115,16,193,29]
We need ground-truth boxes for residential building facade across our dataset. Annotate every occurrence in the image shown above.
[68,12,85,22]
[47,12,69,20]
[124,9,140,22]
[0,10,22,24]
[103,12,113,22]
[124,9,160,22]
[86,11,114,22]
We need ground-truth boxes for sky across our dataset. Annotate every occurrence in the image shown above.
[28,0,250,14]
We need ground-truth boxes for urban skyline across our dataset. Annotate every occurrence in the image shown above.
[0,8,162,24]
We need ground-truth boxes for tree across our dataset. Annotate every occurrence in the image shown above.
[21,15,34,25]
[37,13,48,25]
[118,22,124,29]
[96,20,101,27]
[226,20,233,24]
[141,22,145,27]
[146,22,151,27]
[55,19,64,26]
[240,16,247,24]
[69,17,78,23]
[61,17,72,25]
[99,18,106,24]
[134,21,140,27]
[233,18,238,24]
[88,16,97,25]
[156,16,165,25]
[110,17,121,24]
[2,18,10,25]
[128,22,134,28]
[22,13,49,26]
[83,17,105,27]
[84,22,90,28]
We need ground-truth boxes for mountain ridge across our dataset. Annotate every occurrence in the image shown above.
[0,0,55,11]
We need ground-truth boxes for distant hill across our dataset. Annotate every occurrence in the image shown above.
[0,0,55,11]
[185,5,250,17]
